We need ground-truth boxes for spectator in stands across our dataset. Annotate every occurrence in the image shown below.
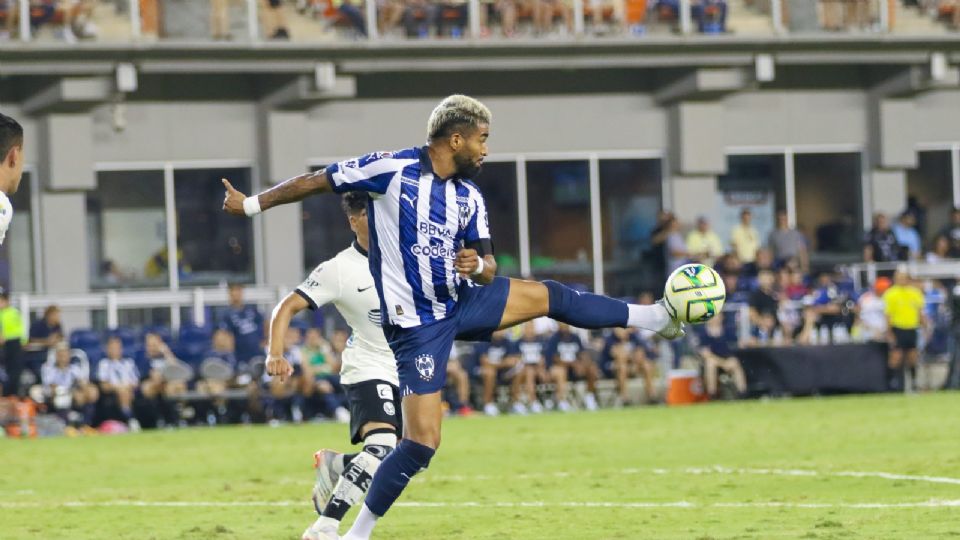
[938,207,960,257]
[926,234,952,263]
[446,346,474,415]
[852,276,890,343]
[300,328,349,422]
[586,0,627,34]
[686,216,724,267]
[477,0,519,36]
[647,210,673,283]
[138,332,189,426]
[741,247,775,279]
[220,283,265,365]
[892,212,922,261]
[436,0,468,37]
[0,290,26,397]
[97,336,141,430]
[517,321,548,413]
[864,213,900,263]
[883,269,927,391]
[664,214,688,274]
[378,0,404,35]
[806,272,848,343]
[533,0,573,35]
[261,0,291,39]
[42,341,98,428]
[748,270,779,326]
[194,328,241,424]
[730,208,760,265]
[743,312,785,346]
[3,0,97,42]
[476,329,523,416]
[769,209,809,272]
[695,313,745,398]
[546,323,599,412]
[402,0,438,37]
[29,306,63,351]
[780,267,808,301]
[691,0,727,33]
[601,327,656,406]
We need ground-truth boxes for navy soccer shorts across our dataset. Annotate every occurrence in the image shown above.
[384,277,511,396]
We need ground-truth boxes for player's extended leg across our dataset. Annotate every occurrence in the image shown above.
[342,392,442,540]
[497,279,681,338]
[304,421,397,540]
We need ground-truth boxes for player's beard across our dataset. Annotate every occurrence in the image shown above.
[453,151,482,178]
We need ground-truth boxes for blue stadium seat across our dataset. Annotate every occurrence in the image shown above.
[69,329,104,368]
[176,324,213,366]
[104,326,142,359]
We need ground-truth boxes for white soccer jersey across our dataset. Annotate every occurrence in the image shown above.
[296,242,398,386]
[324,147,491,329]
[0,191,12,245]
[96,358,140,386]
[42,363,84,390]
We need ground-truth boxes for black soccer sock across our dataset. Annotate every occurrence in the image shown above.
[334,453,360,475]
[322,430,397,522]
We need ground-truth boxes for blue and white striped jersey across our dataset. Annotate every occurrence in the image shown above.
[324,146,491,329]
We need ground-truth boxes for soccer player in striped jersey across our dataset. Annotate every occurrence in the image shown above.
[0,113,24,246]
[223,94,684,540]
[264,192,401,540]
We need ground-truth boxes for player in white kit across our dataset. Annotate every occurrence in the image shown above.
[263,192,401,540]
[0,113,24,246]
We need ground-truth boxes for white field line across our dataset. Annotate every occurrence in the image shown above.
[1,500,959,509]
[416,466,960,486]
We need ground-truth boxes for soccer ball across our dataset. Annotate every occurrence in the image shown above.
[663,263,726,324]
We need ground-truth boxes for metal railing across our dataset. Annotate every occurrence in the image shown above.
[840,260,960,292]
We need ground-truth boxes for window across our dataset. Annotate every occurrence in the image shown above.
[472,161,520,277]
[174,168,255,286]
[907,150,954,247]
[598,159,662,298]
[87,170,167,289]
[0,171,35,293]
[526,160,593,288]
[717,154,787,255]
[302,166,357,272]
[794,153,863,256]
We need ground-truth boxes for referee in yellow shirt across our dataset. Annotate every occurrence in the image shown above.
[882,269,927,392]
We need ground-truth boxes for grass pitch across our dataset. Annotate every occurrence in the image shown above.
[2,392,960,539]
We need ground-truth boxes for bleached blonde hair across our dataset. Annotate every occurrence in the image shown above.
[426,94,492,141]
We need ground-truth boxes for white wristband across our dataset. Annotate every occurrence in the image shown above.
[471,257,485,278]
[242,196,262,217]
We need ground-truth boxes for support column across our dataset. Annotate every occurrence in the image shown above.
[666,101,725,225]
[256,108,307,288]
[870,169,908,218]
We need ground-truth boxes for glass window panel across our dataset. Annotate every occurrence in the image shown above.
[906,150,953,247]
[174,167,255,287]
[793,153,863,257]
[0,171,34,293]
[526,160,593,288]
[302,165,358,272]
[473,161,520,277]
[717,154,787,260]
[88,170,167,290]
[158,0,255,41]
[598,159,661,298]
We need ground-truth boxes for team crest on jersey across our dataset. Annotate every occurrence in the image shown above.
[457,202,471,229]
[414,354,435,381]
[383,402,396,416]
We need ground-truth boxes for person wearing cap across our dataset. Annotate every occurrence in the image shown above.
[685,215,724,267]
[0,289,26,396]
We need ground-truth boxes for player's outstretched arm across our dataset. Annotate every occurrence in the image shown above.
[264,292,310,381]
[222,170,332,216]
[455,248,496,285]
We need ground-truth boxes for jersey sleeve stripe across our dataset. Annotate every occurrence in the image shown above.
[294,288,319,311]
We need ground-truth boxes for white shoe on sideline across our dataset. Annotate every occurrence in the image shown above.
[511,402,528,415]
[584,393,599,411]
[312,449,340,514]
[127,418,141,433]
[302,517,340,540]
[483,402,499,416]
[529,401,544,414]
[557,400,572,412]
[334,407,351,424]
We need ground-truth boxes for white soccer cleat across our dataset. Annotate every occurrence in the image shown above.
[482,402,499,416]
[302,518,340,540]
[655,298,686,340]
[312,449,340,515]
[583,393,599,411]
[511,402,528,415]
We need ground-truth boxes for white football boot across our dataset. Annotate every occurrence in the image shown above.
[302,518,340,540]
[312,450,340,514]
[655,298,686,340]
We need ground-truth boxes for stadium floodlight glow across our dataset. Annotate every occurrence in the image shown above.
[115,63,138,93]
[930,53,947,82]
[755,54,775,83]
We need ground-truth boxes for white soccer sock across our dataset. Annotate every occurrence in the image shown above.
[342,504,379,540]
[627,303,670,331]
